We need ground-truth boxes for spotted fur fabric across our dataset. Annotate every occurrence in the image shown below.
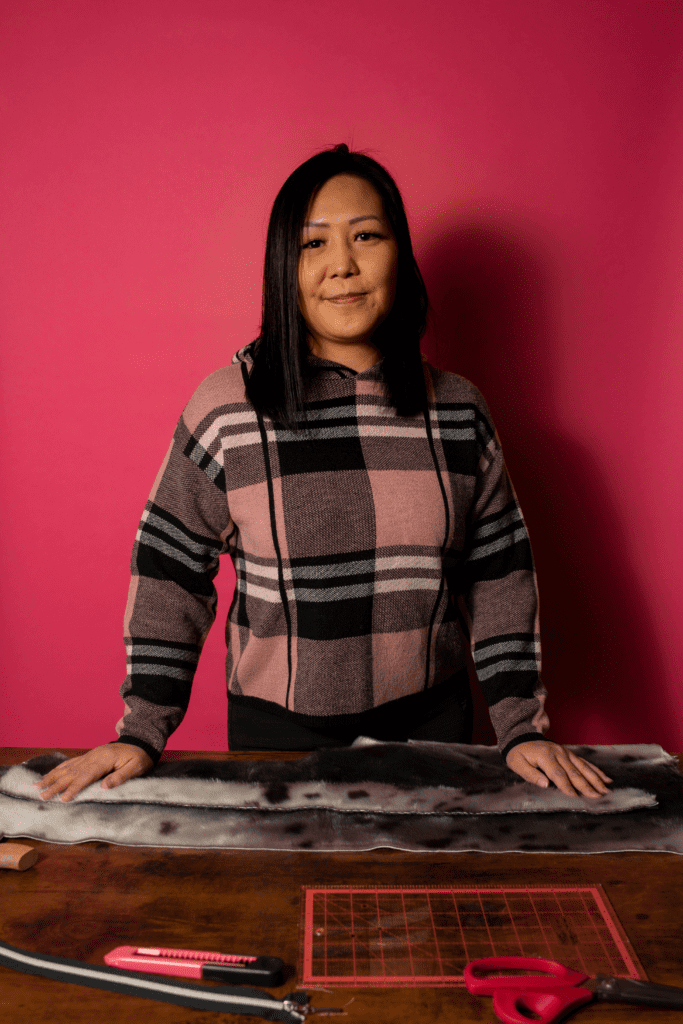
[1,741,681,854]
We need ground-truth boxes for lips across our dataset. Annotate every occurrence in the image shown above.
[326,293,366,303]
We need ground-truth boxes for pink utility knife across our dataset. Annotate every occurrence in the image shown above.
[105,946,284,986]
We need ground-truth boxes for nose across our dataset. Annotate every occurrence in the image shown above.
[329,238,358,278]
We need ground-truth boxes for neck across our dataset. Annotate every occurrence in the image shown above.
[307,336,380,373]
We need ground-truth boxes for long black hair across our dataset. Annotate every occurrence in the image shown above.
[246,144,429,427]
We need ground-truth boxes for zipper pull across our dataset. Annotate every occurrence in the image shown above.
[283,993,346,1016]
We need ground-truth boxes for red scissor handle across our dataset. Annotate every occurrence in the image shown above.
[465,957,590,992]
[465,958,594,1024]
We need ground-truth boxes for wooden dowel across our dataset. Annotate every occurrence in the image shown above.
[0,842,38,871]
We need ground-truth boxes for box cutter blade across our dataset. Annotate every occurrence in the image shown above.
[105,946,284,986]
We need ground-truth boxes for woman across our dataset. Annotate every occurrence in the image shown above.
[38,145,611,802]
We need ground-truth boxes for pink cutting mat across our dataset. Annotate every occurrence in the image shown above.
[299,886,646,988]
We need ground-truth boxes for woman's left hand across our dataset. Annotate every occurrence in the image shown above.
[506,740,613,799]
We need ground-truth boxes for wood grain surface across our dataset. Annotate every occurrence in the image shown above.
[1,747,682,1023]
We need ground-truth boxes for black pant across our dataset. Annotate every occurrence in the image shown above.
[228,672,473,751]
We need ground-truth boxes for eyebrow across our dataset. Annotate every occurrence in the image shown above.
[303,214,384,228]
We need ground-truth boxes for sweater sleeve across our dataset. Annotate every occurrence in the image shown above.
[460,401,549,757]
[113,410,233,763]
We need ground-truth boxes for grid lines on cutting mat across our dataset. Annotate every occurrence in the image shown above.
[300,887,645,988]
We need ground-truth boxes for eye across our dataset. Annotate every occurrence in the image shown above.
[355,231,383,242]
[301,238,324,250]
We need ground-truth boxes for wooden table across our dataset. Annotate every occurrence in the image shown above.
[1,747,682,1023]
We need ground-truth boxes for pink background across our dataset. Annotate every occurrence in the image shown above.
[1,1,681,752]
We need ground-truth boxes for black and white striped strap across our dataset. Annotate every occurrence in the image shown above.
[0,937,306,1022]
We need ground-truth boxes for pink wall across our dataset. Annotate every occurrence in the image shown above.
[1,0,681,752]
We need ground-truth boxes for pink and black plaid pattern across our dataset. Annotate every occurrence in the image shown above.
[116,346,546,761]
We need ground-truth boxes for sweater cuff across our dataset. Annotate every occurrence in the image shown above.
[109,736,162,767]
[501,732,553,761]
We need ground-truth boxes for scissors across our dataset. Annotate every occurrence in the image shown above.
[464,956,683,1023]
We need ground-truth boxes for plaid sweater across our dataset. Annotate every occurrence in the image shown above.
[116,344,548,761]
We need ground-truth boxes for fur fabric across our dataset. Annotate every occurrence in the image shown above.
[1,740,681,854]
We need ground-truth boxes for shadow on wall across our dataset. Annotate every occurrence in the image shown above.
[420,217,665,747]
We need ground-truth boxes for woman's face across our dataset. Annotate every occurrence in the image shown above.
[298,174,398,360]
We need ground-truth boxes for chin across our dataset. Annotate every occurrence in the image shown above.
[326,317,380,337]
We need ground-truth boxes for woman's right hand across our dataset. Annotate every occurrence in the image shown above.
[34,743,154,802]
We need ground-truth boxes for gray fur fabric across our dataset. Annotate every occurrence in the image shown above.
[1,740,682,854]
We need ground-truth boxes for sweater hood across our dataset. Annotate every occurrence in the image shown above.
[232,341,256,366]
[231,339,388,382]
